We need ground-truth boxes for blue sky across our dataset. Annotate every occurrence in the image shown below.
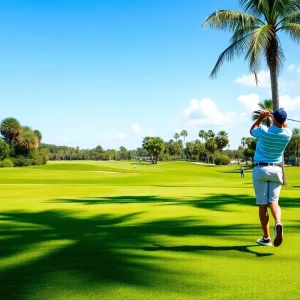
[1,0,300,150]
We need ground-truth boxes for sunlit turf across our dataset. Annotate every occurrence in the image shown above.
[1,160,300,299]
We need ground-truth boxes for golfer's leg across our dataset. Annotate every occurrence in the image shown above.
[269,203,281,223]
[259,205,270,238]
[253,167,269,238]
[268,181,282,223]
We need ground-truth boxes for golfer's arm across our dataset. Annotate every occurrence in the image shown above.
[250,116,264,136]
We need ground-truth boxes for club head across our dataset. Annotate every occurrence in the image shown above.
[253,110,273,115]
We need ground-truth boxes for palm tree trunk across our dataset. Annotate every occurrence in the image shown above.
[269,62,279,111]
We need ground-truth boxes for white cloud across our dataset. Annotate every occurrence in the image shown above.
[132,124,141,133]
[279,95,300,111]
[236,93,300,113]
[234,70,270,88]
[288,64,295,72]
[237,94,260,112]
[182,98,246,128]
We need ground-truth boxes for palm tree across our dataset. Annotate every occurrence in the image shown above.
[180,130,188,145]
[207,130,215,139]
[142,136,165,164]
[180,130,188,160]
[216,131,230,158]
[34,130,43,145]
[198,130,207,143]
[252,99,273,126]
[203,0,300,110]
[174,133,180,142]
[168,139,176,160]
[292,128,300,165]
[205,138,218,164]
[17,130,39,153]
[22,126,32,133]
[0,117,22,146]
[241,137,247,149]
[174,140,183,159]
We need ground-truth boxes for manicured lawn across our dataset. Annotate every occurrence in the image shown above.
[1,161,300,299]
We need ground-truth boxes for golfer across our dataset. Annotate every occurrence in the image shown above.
[240,166,245,178]
[250,109,292,247]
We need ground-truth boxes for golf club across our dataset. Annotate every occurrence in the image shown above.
[252,110,300,123]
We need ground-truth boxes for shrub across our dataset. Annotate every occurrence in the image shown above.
[0,140,10,160]
[215,155,230,166]
[12,156,31,167]
[0,158,14,168]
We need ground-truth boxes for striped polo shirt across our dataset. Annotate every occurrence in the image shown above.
[251,125,292,164]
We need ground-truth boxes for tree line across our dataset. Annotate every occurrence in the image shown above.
[1,116,300,167]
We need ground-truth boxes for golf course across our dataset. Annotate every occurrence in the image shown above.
[1,160,300,300]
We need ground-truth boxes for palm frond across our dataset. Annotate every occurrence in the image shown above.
[203,10,263,31]
[280,23,300,42]
[239,0,271,19]
[231,26,260,42]
[245,25,274,74]
[278,11,300,27]
[209,34,252,78]
[273,0,300,19]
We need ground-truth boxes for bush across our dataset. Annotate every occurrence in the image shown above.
[29,151,44,165]
[0,140,10,160]
[11,156,31,167]
[215,155,230,166]
[0,158,14,168]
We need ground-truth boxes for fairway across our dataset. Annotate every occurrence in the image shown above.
[1,161,300,300]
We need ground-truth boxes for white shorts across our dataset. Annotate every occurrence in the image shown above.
[252,166,283,205]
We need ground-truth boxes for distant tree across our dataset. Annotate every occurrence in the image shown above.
[207,130,215,139]
[136,147,149,158]
[184,142,194,160]
[180,130,188,160]
[243,137,257,164]
[216,131,229,159]
[180,130,188,146]
[167,139,176,159]
[174,140,183,158]
[291,128,300,165]
[0,140,10,160]
[16,129,39,156]
[0,117,22,146]
[34,130,43,146]
[119,146,128,160]
[198,130,207,143]
[205,138,217,164]
[241,137,247,149]
[174,133,180,142]
[142,136,165,164]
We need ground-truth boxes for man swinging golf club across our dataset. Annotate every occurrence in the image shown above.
[250,109,292,247]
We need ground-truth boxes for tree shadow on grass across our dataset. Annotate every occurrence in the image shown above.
[182,194,256,211]
[52,193,256,212]
[280,196,300,208]
[0,205,268,300]
[143,244,273,257]
[53,192,300,211]
[52,195,177,205]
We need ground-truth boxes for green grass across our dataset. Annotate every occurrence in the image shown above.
[1,160,300,299]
